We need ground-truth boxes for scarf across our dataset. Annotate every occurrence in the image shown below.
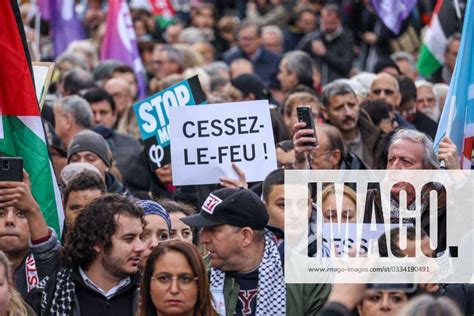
[37,268,75,316]
[210,230,286,315]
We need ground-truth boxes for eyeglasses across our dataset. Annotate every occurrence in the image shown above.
[151,274,198,289]
[153,59,173,66]
[371,88,395,96]
[238,36,258,41]
[379,117,396,125]
[308,150,331,162]
[277,162,294,169]
[415,97,435,104]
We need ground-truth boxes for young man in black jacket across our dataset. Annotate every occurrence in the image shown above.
[26,194,145,315]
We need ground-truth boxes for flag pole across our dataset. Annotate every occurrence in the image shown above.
[440,97,457,169]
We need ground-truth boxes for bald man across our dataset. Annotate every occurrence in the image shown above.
[369,73,414,130]
[104,77,133,122]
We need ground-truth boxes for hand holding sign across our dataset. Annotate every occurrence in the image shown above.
[219,163,248,189]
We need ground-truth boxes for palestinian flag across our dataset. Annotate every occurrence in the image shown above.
[0,1,63,235]
[417,0,463,77]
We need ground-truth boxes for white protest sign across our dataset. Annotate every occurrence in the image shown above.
[169,100,277,185]
[32,62,55,109]
[321,223,396,257]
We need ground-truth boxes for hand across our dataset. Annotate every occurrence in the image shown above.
[438,137,460,169]
[311,40,327,56]
[362,32,377,45]
[0,170,38,213]
[293,122,317,169]
[219,163,248,189]
[0,170,48,240]
[326,283,367,310]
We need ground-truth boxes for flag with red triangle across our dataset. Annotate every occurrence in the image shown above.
[0,0,64,235]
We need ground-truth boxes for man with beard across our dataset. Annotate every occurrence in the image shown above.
[366,129,459,254]
[319,82,381,168]
[26,194,145,315]
[0,171,61,297]
[181,188,287,316]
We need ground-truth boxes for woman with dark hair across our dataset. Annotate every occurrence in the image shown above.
[360,99,398,133]
[139,241,219,316]
[158,199,196,244]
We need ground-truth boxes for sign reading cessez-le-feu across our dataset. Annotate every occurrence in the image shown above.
[133,75,206,170]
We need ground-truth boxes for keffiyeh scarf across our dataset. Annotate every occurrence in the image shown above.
[37,268,75,316]
[210,230,286,315]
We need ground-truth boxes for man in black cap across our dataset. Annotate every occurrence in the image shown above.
[181,187,285,316]
[231,73,271,101]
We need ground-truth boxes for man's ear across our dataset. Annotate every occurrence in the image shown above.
[93,245,102,254]
[329,149,342,168]
[63,113,73,128]
[321,108,329,121]
[395,92,402,109]
[241,227,254,247]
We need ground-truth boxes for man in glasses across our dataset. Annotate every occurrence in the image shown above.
[369,72,415,130]
[223,21,280,89]
[293,123,368,170]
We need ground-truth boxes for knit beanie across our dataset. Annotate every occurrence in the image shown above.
[67,130,111,167]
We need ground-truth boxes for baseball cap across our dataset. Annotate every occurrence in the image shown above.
[231,74,270,100]
[181,188,269,229]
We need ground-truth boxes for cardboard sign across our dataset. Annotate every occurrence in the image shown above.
[169,100,277,185]
[133,75,206,170]
[32,62,55,109]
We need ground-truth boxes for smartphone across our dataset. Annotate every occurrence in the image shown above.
[0,157,23,182]
[297,106,318,147]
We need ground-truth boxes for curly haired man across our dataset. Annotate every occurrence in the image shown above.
[26,194,145,316]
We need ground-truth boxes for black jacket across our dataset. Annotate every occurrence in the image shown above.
[26,266,140,316]
[412,111,438,140]
[14,230,61,298]
[223,47,281,89]
[93,125,143,178]
[297,28,354,85]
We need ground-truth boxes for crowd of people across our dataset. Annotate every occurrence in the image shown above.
[1,0,473,315]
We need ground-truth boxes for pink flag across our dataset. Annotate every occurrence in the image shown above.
[101,0,147,99]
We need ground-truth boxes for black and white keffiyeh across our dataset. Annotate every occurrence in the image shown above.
[210,230,286,315]
[37,267,75,316]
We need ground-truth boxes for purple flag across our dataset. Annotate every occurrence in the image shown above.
[38,0,51,21]
[371,0,417,34]
[48,0,86,56]
[101,0,147,99]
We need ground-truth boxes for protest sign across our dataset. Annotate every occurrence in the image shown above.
[32,62,55,109]
[320,223,400,257]
[169,100,277,185]
[133,75,206,170]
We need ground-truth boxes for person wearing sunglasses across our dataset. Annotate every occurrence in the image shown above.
[139,240,219,316]
[369,73,415,130]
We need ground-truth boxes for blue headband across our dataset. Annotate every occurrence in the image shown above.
[137,200,172,232]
